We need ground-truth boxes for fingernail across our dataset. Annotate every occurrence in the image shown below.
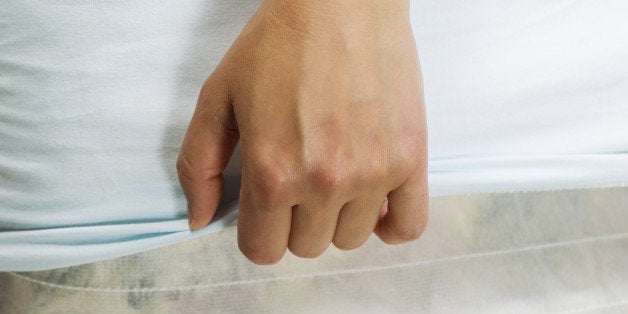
[380,198,389,219]
[187,207,196,230]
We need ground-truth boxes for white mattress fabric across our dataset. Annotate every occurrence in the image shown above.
[2,188,627,313]
[1,0,627,271]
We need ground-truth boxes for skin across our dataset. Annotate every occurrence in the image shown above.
[177,0,428,265]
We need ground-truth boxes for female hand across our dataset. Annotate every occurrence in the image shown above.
[177,0,428,264]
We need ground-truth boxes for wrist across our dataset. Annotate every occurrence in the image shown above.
[260,0,410,34]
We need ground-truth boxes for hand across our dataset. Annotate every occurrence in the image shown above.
[177,0,428,264]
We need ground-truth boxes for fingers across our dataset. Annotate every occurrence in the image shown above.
[237,170,427,264]
[237,175,292,265]
[288,202,339,258]
[332,194,385,250]
[177,75,239,230]
[375,165,429,244]
[238,163,341,262]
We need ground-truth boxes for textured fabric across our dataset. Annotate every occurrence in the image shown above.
[1,0,628,271]
[1,188,627,313]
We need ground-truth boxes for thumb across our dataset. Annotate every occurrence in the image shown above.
[177,74,239,230]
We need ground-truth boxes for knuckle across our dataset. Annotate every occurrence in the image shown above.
[176,155,220,183]
[395,144,422,171]
[371,159,388,178]
[176,156,199,183]
[307,161,351,193]
[175,156,191,180]
[361,158,387,183]
[388,146,424,187]
[251,161,296,204]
